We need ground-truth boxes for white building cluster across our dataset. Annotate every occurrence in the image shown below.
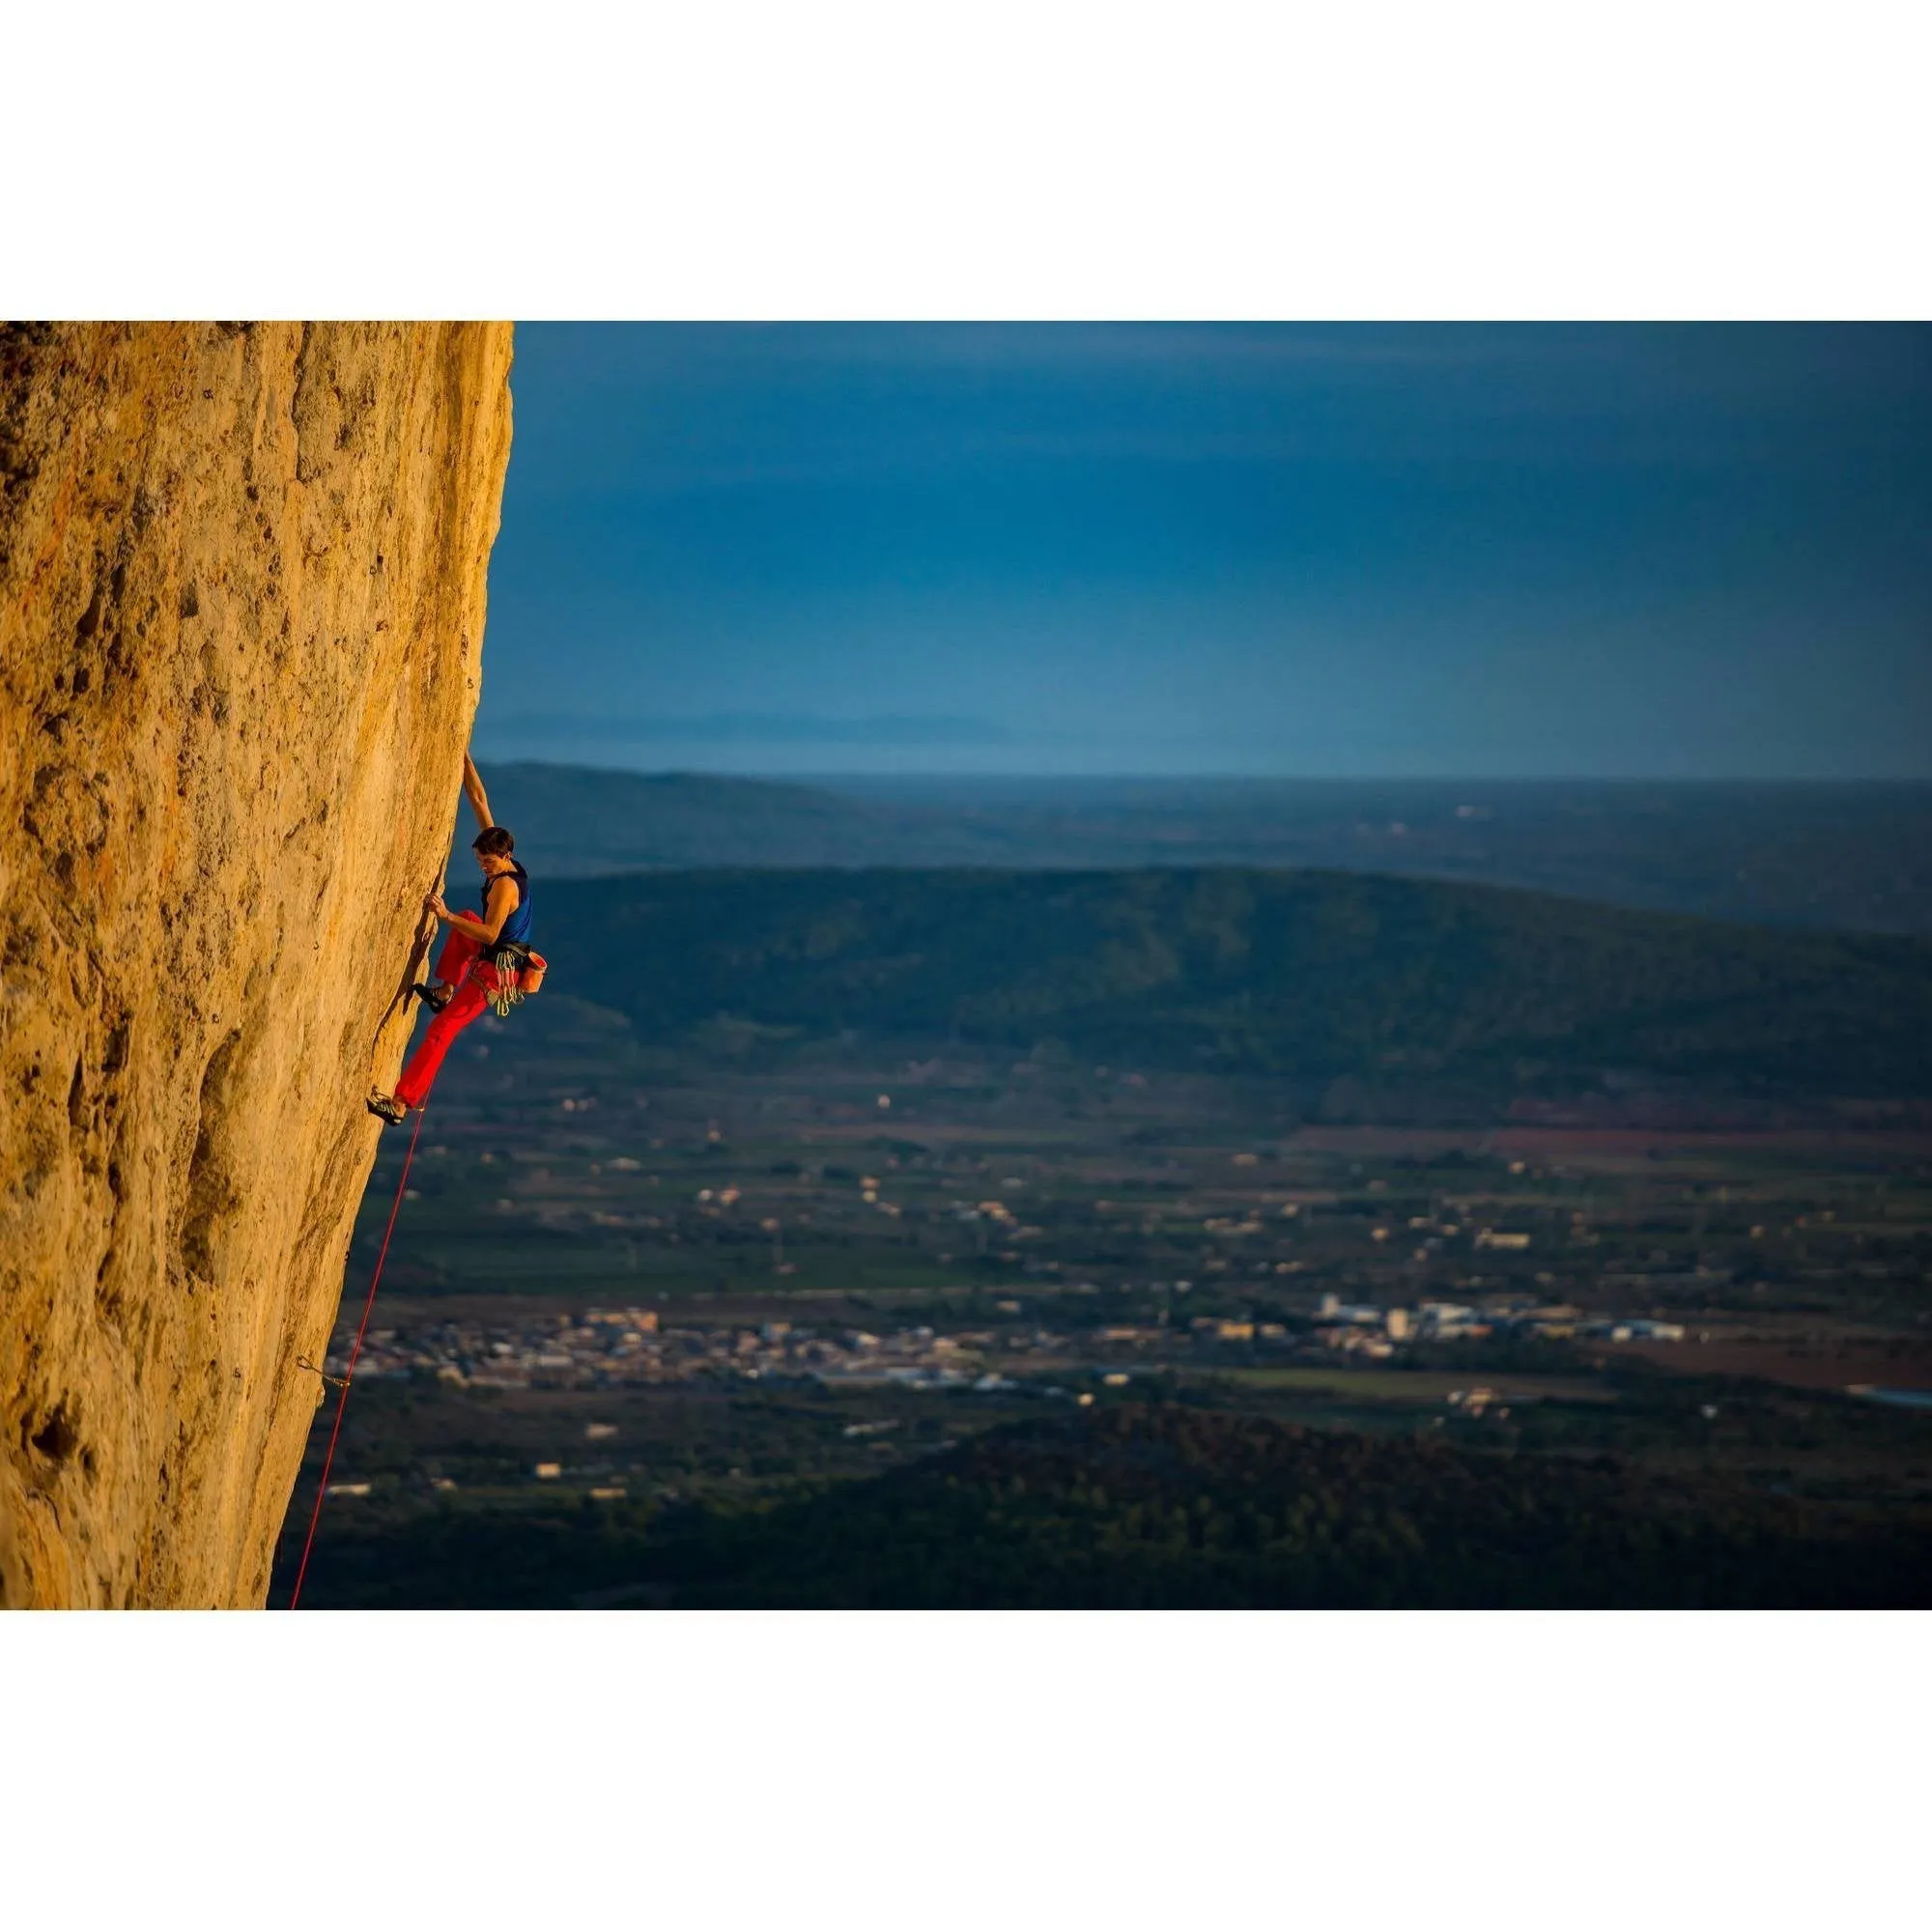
[325,1289,1690,1396]
[326,1310,1080,1392]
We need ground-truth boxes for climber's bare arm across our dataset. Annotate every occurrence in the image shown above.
[427,873,518,946]
[462,752,495,832]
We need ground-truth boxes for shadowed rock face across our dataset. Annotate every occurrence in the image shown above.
[0,322,513,1606]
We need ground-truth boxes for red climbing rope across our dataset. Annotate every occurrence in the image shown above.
[287,1102,428,1609]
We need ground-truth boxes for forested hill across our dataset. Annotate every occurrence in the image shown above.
[531,867,1932,1103]
[623,1405,1932,1610]
[281,1404,1932,1609]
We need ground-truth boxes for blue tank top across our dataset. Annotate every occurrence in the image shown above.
[489,862,533,947]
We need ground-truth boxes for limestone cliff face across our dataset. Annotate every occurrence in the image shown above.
[0,322,513,1607]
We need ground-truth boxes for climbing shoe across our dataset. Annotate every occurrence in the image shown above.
[411,980,453,1014]
[366,1091,408,1124]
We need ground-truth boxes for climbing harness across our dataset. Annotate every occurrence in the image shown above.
[286,1100,428,1609]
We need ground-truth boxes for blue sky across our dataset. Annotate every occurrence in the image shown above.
[474,324,1932,779]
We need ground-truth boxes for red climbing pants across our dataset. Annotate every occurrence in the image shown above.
[393,916,507,1108]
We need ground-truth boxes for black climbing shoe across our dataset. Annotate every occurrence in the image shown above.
[411,980,453,1014]
[366,1091,408,1124]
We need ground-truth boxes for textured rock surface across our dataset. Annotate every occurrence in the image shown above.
[0,322,513,1607]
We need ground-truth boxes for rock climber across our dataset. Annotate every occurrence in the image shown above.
[366,752,540,1124]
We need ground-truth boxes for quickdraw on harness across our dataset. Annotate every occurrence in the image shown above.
[484,940,534,1018]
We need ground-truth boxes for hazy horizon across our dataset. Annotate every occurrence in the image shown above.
[475,757,1932,793]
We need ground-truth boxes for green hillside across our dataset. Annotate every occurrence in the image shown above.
[529,867,1932,1101]
[636,1404,1932,1609]
[281,1405,1931,1609]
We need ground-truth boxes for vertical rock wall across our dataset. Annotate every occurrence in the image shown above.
[0,322,514,1606]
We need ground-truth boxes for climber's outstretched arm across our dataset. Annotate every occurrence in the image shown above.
[462,752,495,832]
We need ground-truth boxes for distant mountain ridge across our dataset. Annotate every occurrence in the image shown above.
[444,763,1001,885]
[460,762,1932,936]
[529,866,1932,1109]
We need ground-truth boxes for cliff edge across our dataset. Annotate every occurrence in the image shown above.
[0,322,514,1606]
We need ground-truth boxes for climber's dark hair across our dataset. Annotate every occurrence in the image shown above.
[472,825,515,858]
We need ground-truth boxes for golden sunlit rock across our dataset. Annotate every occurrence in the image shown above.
[0,322,513,1606]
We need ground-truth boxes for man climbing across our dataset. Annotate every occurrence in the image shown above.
[367,752,539,1124]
